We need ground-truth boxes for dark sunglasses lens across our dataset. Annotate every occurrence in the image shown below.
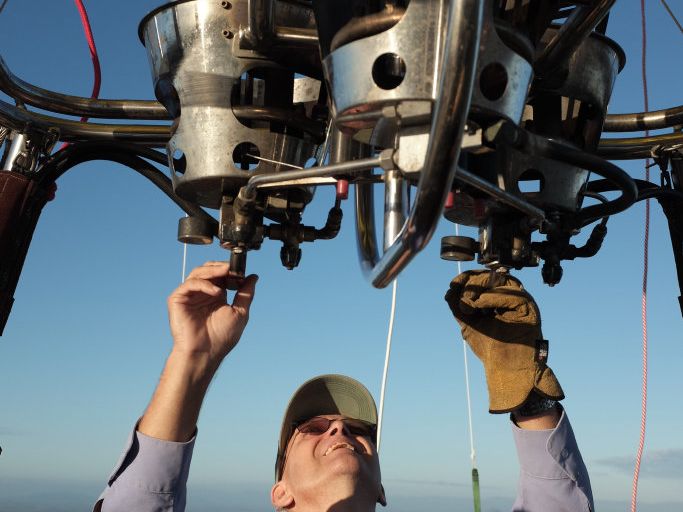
[297,417,331,434]
[346,421,374,437]
[296,417,375,438]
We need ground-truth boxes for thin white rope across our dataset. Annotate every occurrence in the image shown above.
[456,223,477,467]
[376,278,398,453]
[246,153,304,169]
[462,337,477,467]
[181,213,189,283]
[181,240,188,282]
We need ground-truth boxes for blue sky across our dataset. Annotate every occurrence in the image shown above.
[0,1,682,511]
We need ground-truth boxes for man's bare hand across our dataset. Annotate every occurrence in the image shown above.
[167,261,258,368]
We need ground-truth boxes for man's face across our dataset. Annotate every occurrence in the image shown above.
[273,414,383,508]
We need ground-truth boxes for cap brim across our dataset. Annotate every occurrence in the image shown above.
[275,374,377,480]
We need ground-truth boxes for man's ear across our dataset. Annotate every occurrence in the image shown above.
[271,481,294,510]
[378,483,387,507]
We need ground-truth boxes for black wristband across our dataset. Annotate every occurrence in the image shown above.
[515,393,558,417]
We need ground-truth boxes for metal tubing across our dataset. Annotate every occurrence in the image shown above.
[455,167,546,222]
[383,170,409,251]
[243,154,384,198]
[274,27,318,46]
[0,55,321,132]
[329,7,406,52]
[329,128,352,164]
[245,0,317,47]
[598,132,683,160]
[355,181,380,275]
[0,126,8,150]
[523,134,637,223]
[232,105,325,139]
[4,132,26,171]
[0,98,170,145]
[0,57,168,120]
[35,142,217,226]
[248,0,275,46]
[365,0,484,288]
[603,105,683,132]
[536,0,616,75]
[0,99,320,147]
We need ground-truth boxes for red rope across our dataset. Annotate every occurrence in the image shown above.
[74,0,101,122]
[57,0,101,153]
[631,1,650,510]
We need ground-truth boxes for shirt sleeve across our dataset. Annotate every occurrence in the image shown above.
[511,407,594,512]
[93,424,196,512]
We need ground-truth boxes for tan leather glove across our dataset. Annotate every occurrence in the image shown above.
[445,269,564,413]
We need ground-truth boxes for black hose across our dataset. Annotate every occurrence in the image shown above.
[36,142,217,229]
[516,130,638,225]
[314,206,343,240]
[586,178,683,203]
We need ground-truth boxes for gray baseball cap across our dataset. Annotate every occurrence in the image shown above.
[275,374,378,481]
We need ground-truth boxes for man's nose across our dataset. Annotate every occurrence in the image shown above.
[327,419,350,437]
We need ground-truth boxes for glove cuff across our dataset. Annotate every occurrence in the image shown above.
[515,392,558,417]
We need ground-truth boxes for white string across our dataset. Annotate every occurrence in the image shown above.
[376,279,398,453]
[181,241,188,282]
[246,153,304,169]
[181,214,188,283]
[456,223,477,467]
[462,337,477,467]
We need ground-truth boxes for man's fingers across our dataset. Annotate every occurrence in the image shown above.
[172,277,223,301]
[232,274,258,313]
[186,261,230,280]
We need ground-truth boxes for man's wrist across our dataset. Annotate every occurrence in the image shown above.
[138,350,217,442]
[167,348,220,384]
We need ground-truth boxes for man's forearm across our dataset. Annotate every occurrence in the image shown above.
[513,406,561,430]
[138,350,217,442]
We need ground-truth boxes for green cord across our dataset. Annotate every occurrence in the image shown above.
[471,467,481,512]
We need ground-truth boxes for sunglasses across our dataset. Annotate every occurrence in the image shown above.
[295,416,377,439]
[276,416,377,479]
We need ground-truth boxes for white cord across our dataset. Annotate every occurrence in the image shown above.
[456,223,477,467]
[181,242,188,282]
[181,214,188,282]
[462,338,477,467]
[246,153,304,169]
[376,279,398,453]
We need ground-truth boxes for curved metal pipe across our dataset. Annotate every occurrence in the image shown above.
[383,170,409,251]
[355,180,380,275]
[0,56,168,120]
[0,57,323,137]
[248,0,275,47]
[365,0,484,288]
[0,99,324,147]
[0,98,170,145]
[244,0,317,48]
[329,7,406,52]
[535,0,616,75]
[603,105,683,132]
[37,142,217,227]
[519,132,637,224]
[598,132,683,160]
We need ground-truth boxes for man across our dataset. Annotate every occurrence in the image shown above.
[94,262,593,511]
